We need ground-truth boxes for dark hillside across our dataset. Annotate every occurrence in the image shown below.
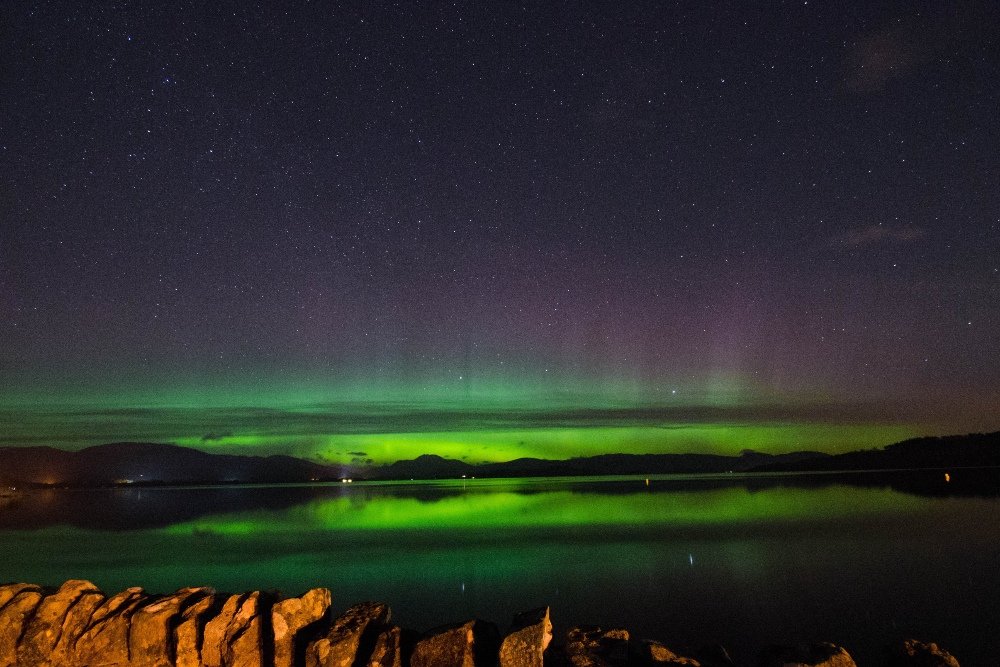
[750,432,1000,472]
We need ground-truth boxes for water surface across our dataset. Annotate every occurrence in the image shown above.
[1,472,997,666]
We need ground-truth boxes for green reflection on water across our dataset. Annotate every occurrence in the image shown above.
[2,478,995,667]
[0,475,978,662]
[160,482,929,536]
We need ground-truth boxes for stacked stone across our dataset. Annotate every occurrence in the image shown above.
[0,581,961,667]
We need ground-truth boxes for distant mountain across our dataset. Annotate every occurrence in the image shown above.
[749,431,1000,472]
[2,431,996,486]
[0,443,829,485]
[374,454,476,480]
[0,442,335,485]
[358,449,830,480]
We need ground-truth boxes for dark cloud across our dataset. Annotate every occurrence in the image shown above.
[3,396,999,454]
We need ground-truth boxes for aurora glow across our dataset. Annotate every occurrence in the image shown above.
[0,397,925,463]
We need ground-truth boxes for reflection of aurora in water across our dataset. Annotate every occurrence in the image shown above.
[1,478,998,667]
[160,482,930,535]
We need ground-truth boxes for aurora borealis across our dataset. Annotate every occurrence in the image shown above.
[2,1,999,461]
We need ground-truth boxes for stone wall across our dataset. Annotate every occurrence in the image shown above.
[0,581,960,667]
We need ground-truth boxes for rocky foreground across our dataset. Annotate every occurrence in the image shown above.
[0,581,960,667]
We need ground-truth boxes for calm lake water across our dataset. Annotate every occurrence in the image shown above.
[2,471,998,666]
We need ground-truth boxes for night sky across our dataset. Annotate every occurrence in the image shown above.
[2,1,998,463]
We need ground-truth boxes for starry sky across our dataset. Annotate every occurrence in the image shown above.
[2,1,998,463]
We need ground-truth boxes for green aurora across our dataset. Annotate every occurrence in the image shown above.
[1,368,976,462]
[173,424,918,464]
